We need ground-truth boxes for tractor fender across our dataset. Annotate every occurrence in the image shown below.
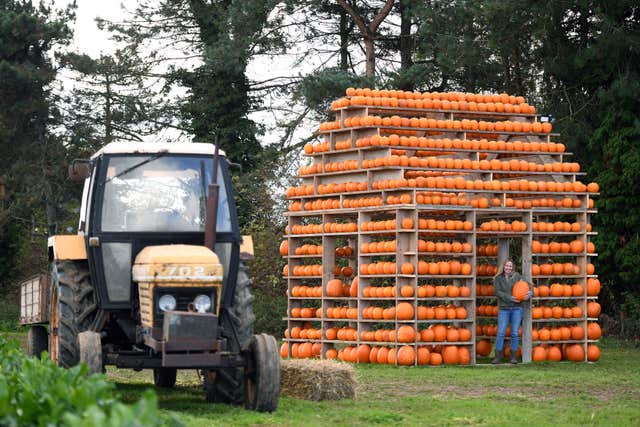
[48,235,87,261]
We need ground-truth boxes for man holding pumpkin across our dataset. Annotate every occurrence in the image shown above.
[492,259,532,364]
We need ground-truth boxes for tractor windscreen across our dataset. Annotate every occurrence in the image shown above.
[100,155,232,233]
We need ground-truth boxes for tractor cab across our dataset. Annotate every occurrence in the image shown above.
[83,143,241,310]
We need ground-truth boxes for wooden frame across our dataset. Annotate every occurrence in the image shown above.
[20,275,49,325]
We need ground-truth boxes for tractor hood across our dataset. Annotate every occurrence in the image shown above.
[132,244,223,283]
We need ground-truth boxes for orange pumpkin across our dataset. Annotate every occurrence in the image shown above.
[512,280,530,301]
[587,278,601,296]
[587,301,601,318]
[566,344,585,362]
[417,347,430,365]
[442,345,460,365]
[476,339,492,356]
[547,346,562,362]
[429,352,443,366]
[397,345,416,365]
[326,279,344,297]
[356,344,371,363]
[587,322,602,339]
[532,345,547,362]
[397,325,416,343]
[587,344,600,362]
[396,302,415,320]
[349,276,359,297]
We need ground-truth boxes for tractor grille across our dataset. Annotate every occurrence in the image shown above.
[154,287,217,328]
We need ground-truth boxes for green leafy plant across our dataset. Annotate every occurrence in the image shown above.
[0,336,181,426]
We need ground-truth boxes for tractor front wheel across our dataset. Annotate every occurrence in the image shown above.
[154,368,177,388]
[78,331,103,374]
[244,333,280,412]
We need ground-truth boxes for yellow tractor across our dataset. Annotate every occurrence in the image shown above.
[20,141,279,411]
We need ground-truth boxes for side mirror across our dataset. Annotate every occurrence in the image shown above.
[68,160,92,182]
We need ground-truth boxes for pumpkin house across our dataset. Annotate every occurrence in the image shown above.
[281,88,601,365]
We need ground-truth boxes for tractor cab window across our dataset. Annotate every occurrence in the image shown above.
[100,155,232,233]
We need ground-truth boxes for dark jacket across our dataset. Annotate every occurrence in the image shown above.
[493,272,524,308]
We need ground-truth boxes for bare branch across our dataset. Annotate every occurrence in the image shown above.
[336,0,370,36]
[370,0,396,34]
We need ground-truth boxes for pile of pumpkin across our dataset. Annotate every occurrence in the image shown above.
[531,302,601,319]
[476,338,601,362]
[361,304,468,320]
[283,264,354,277]
[531,323,602,341]
[359,260,473,276]
[533,279,601,297]
[343,135,566,152]
[533,344,601,362]
[280,342,471,365]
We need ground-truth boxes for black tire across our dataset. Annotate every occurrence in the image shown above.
[230,262,255,349]
[203,367,245,405]
[78,331,103,374]
[244,334,280,412]
[154,368,177,388]
[52,261,97,368]
[27,325,49,358]
[201,262,256,405]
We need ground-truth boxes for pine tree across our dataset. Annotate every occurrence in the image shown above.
[62,49,176,149]
[0,0,75,284]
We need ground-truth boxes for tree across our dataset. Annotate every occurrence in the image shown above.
[588,80,640,306]
[62,48,176,148]
[0,0,75,285]
[337,0,395,78]
[102,0,285,170]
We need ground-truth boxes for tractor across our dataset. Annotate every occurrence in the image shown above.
[19,141,280,412]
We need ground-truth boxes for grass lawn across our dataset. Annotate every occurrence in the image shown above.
[107,338,640,426]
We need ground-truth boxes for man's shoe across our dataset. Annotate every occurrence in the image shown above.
[510,353,518,364]
[491,350,504,364]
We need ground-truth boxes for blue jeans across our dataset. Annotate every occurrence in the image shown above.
[495,307,522,352]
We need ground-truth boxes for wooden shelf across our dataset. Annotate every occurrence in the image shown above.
[532,318,586,323]
[299,165,586,179]
[336,104,540,120]
[316,124,560,138]
[287,187,593,200]
[532,253,591,257]
[418,252,474,257]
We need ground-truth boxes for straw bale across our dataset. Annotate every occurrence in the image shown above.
[280,359,357,401]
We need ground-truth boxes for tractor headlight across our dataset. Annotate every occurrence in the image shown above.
[193,294,212,313]
[158,294,177,312]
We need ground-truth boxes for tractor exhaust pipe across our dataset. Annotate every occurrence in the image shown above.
[204,135,220,251]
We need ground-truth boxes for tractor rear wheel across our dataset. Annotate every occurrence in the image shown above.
[230,262,255,349]
[51,260,97,368]
[244,333,280,412]
[27,326,48,358]
[154,368,177,388]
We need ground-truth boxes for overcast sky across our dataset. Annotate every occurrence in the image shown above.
[62,0,125,55]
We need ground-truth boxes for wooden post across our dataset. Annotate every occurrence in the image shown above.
[521,210,533,363]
